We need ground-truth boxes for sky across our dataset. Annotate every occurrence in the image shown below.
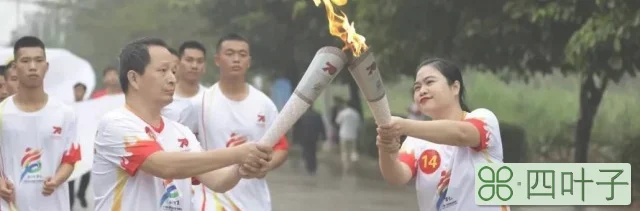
[0,1,40,46]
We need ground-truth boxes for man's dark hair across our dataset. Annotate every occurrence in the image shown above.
[178,41,206,58]
[103,65,118,76]
[3,61,14,78]
[118,37,168,93]
[74,82,87,91]
[215,33,249,53]
[0,66,5,77]
[0,64,7,78]
[168,47,179,58]
[13,36,46,58]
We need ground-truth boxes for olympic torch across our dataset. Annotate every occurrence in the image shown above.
[347,49,391,124]
[315,0,392,124]
[260,47,348,147]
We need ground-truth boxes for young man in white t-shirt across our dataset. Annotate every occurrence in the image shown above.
[162,41,208,125]
[92,37,274,211]
[0,36,81,211]
[183,33,289,211]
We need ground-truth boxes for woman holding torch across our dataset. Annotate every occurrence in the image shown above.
[376,58,508,211]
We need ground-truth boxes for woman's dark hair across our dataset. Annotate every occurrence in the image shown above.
[416,58,470,112]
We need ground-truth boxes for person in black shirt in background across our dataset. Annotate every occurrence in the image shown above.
[293,105,325,175]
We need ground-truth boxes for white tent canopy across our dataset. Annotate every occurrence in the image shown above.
[69,94,125,180]
[0,48,96,103]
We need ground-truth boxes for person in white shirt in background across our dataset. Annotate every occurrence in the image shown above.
[183,33,289,211]
[67,82,89,209]
[92,37,273,211]
[377,58,508,211]
[162,41,208,126]
[0,36,81,211]
[334,96,362,173]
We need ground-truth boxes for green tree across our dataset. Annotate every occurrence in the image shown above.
[62,0,218,86]
[354,0,640,162]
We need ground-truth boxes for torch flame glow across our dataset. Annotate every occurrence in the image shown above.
[314,0,368,57]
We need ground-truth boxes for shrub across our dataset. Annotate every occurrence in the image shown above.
[358,117,379,158]
[500,122,528,163]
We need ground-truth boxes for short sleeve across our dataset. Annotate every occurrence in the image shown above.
[61,110,81,165]
[95,117,163,176]
[397,139,419,177]
[464,108,501,155]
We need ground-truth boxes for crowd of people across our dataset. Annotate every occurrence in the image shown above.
[0,34,506,211]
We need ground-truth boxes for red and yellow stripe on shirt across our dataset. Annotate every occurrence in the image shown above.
[272,136,289,151]
[111,136,163,211]
[398,148,417,177]
[200,185,241,211]
[465,117,509,211]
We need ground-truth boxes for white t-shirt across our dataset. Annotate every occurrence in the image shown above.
[92,107,202,211]
[398,137,453,211]
[335,107,361,141]
[185,83,288,211]
[162,84,206,124]
[437,108,509,211]
[0,96,81,211]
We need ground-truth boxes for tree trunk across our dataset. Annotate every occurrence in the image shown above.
[574,72,607,163]
[440,0,462,58]
[279,24,299,89]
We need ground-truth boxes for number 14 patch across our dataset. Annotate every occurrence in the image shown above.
[419,149,441,174]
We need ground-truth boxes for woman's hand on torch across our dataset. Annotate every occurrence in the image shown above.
[376,135,401,154]
[377,116,405,140]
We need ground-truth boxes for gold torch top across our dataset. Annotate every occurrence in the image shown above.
[314,0,369,58]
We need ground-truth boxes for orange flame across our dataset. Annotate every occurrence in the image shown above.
[314,0,368,57]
